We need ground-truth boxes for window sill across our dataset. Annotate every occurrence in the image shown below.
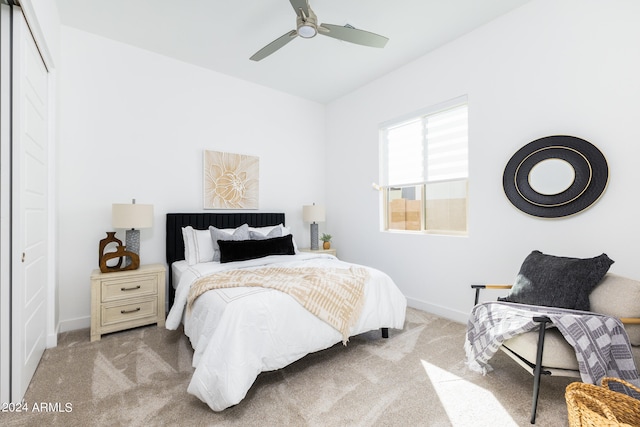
[382,229,468,237]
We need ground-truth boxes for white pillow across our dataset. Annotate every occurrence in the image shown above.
[182,226,216,266]
[248,224,299,253]
[280,225,299,253]
[209,224,250,262]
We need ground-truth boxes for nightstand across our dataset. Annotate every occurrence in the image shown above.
[299,248,337,257]
[90,263,166,342]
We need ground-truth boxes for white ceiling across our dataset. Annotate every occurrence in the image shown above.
[55,0,531,104]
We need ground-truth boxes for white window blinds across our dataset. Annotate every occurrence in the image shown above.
[426,105,468,182]
[385,119,424,185]
[383,103,468,186]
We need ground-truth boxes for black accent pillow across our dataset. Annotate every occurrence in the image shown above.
[498,250,614,311]
[218,234,295,263]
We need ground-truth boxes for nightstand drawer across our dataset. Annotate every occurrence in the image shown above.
[101,275,158,302]
[101,298,157,326]
[91,263,166,341]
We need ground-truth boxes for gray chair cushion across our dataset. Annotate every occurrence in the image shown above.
[503,328,579,371]
[590,273,640,346]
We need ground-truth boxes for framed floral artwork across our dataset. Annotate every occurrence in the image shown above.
[203,150,259,209]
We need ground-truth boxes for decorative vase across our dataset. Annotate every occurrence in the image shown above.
[98,231,141,273]
[323,241,331,250]
[100,246,140,273]
[99,232,123,269]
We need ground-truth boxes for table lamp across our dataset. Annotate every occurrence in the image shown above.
[303,203,325,250]
[112,199,153,267]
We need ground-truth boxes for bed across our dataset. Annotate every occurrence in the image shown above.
[165,212,407,411]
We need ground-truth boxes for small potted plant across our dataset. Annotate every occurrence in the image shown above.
[320,233,332,250]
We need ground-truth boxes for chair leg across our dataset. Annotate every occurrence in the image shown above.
[530,317,550,424]
[381,328,389,338]
[531,363,543,424]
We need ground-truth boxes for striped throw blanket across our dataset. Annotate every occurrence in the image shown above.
[465,302,640,398]
[187,265,369,344]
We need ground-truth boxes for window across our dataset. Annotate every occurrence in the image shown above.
[379,97,468,234]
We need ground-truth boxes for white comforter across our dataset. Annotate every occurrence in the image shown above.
[165,252,407,411]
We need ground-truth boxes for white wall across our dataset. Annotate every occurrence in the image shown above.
[57,27,326,331]
[325,0,640,322]
[54,0,640,331]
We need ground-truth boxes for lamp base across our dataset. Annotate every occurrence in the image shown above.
[310,223,319,250]
[124,229,140,268]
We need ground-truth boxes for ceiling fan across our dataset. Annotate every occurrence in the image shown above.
[250,0,389,61]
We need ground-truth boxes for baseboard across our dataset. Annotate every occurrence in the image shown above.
[406,297,468,324]
[46,323,59,348]
[58,315,90,333]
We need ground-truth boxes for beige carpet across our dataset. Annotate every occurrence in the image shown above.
[3,308,592,426]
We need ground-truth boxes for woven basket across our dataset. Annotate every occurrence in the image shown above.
[565,378,640,427]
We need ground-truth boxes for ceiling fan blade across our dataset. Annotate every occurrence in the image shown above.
[250,30,298,61]
[289,0,310,18]
[319,23,388,48]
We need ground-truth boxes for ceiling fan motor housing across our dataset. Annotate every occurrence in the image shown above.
[296,9,318,38]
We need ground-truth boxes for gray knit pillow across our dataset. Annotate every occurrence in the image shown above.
[248,226,282,240]
[498,250,614,311]
[209,224,249,262]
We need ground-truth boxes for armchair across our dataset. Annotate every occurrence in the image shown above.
[470,273,640,424]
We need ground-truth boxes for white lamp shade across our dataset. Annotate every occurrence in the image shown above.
[112,203,154,229]
[302,205,325,223]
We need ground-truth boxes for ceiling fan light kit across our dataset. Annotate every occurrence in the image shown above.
[250,0,389,61]
[297,24,317,38]
[298,25,317,38]
[296,7,318,38]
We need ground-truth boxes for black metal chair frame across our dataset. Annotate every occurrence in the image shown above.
[472,280,640,424]
[472,284,554,424]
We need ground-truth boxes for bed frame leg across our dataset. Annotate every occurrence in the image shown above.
[381,328,389,338]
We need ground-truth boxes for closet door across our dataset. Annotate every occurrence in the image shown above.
[11,5,49,402]
[0,3,12,405]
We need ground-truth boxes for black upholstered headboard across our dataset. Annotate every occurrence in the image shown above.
[165,212,286,305]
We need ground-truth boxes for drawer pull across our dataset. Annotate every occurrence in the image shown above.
[120,307,141,314]
[121,285,141,291]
